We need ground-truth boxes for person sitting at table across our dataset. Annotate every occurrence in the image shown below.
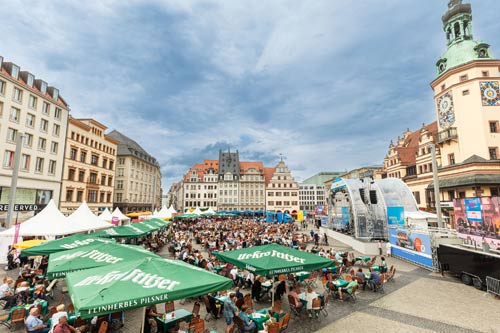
[53,315,78,333]
[0,277,16,310]
[338,279,358,301]
[234,287,244,300]
[288,286,303,311]
[26,307,50,333]
[50,304,68,332]
[355,268,367,290]
[238,306,257,333]
[144,304,161,333]
[251,276,262,302]
[369,268,381,291]
[33,284,48,301]
[223,293,239,327]
[304,286,318,319]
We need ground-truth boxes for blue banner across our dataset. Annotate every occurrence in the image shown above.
[464,198,483,222]
[388,228,432,268]
[320,217,328,227]
[341,207,349,227]
[387,206,405,225]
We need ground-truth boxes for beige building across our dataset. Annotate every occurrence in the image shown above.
[239,162,266,211]
[383,1,500,225]
[265,160,299,214]
[108,130,161,214]
[60,117,118,214]
[0,55,70,225]
[182,160,218,210]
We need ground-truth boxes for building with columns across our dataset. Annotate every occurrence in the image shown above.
[0,55,70,225]
[60,117,118,214]
[107,130,161,214]
[383,0,500,224]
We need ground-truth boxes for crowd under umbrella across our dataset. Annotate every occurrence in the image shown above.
[65,257,233,318]
[21,234,114,257]
[213,243,335,306]
[90,225,150,239]
[46,242,159,280]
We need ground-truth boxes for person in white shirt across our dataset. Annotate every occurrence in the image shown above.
[304,287,318,318]
[51,304,68,332]
[230,267,239,286]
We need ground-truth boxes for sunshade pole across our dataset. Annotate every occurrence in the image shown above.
[271,278,275,308]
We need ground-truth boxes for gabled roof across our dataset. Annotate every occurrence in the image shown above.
[388,121,438,166]
[107,130,158,166]
[263,167,276,185]
[240,161,264,173]
[462,154,489,164]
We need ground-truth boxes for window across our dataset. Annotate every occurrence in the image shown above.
[54,108,61,120]
[89,173,97,184]
[101,175,106,185]
[489,147,498,160]
[0,101,3,117]
[29,95,37,109]
[70,148,77,160]
[102,158,108,169]
[0,80,5,95]
[116,193,123,202]
[38,138,47,151]
[35,157,44,173]
[21,154,30,170]
[448,153,455,165]
[50,141,58,154]
[25,113,35,128]
[91,154,98,166]
[66,189,74,202]
[107,193,111,203]
[53,124,60,137]
[23,134,33,148]
[78,170,85,182]
[447,190,455,200]
[3,150,14,168]
[119,158,124,165]
[109,160,114,170]
[490,121,499,133]
[10,107,20,123]
[11,65,19,79]
[7,128,17,142]
[413,191,421,204]
[462,89,469,96]
[268,201,274,206]
[459,74,468,82]
[80,151,87,163]
[13,88,22,102]
[40,119,48,132]
[117,180,123,190]
[42,102,50,115]
[108,176,113,186]
[100,192,105,203]
[441,84,446,91]
[482,71,489,77]
[118,168,124,177]
[68,168,75,181]
[48,160,56,175]
[77,191,83,202]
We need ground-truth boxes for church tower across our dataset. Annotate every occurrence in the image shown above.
[431,0,500,166]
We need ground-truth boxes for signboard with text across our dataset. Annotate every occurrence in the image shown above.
[0,204,40,212]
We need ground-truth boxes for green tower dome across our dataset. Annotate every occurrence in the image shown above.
[435,0,494,77]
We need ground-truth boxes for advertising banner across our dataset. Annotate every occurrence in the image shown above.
[320,217,328,227]
[464,198,482,222]
[388,228,433,268]
[111,216,119,226]
[387,206,405,226]
[454,197,500,250]
[341,207,349,228]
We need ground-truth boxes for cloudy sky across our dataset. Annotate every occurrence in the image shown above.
[1,0,500,190]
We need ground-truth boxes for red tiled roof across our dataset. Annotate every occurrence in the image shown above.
[263,167,276,185]
[240,161,264,173]
[391,121,438,166]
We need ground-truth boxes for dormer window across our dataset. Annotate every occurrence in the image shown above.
[40,81,47,94]
[52,88,59,101]
[436,59,447,74]
[27,73,34,87]
[11,64,19,79]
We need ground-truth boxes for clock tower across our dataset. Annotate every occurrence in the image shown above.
[431,0,500,166]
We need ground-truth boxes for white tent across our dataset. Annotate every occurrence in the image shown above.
[206,207,216,214]
[153,209,159,216]
[193,207,203,215]
[67,202,112,231]
[154,206,172,219]
[98,208,112,221]
[0,200,86,237]
[111,207,130,225]
[167,205,177,214]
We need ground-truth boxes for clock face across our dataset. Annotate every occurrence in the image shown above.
[480,81,500,106]
[437,92,455,129]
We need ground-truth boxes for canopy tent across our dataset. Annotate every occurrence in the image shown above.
[47,242,159,279]
[21,234,114,257]
[205,207,216,215]
[0,200,87,237]
[67,202,113,232]
[193,207,203,215]
[213,244,334,276]
[13,239,47,250]
[98,208,112,222]
[153,209,159,216]
[111,208,130,224]
[154,206,172,219]
[66,257,233,318]
[90,225,150,239]
[167,205,177,214]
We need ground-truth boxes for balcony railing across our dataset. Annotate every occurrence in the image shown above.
[437,127,458,143]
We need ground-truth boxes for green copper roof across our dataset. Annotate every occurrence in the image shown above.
[436,40,494,77]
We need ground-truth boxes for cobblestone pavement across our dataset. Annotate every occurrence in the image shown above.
[1,224,499,332]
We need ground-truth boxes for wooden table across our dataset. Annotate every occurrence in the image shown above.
[155,309,193,332]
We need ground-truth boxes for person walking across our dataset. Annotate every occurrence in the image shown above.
[377,240,382,255]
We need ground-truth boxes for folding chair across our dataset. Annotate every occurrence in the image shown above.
[192,301,201,318]
[165,301,175,313]
[311,298,322,320]
[344,285,358,302]
[268,322,280,333]
[280,313,290,331]
[10,308,26,330]
[98,321,108,333]
[287,295,301,318]
[190,317,205,333]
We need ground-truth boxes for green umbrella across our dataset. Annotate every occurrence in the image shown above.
[21,234,114,257]
[213,244,334,276]
[90,225,150,239]
[47,242,159,280]
[66,257,233,318]
[142,218,171,229]
[174,214,198,219]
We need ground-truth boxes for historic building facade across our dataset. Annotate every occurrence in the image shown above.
[182,160,218,210]
[383,0,500,224]
[108,130,161,213]
[265,160,300,214]
[0,55,70,224]
[239,162,265,211]
[60,117,118,214]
